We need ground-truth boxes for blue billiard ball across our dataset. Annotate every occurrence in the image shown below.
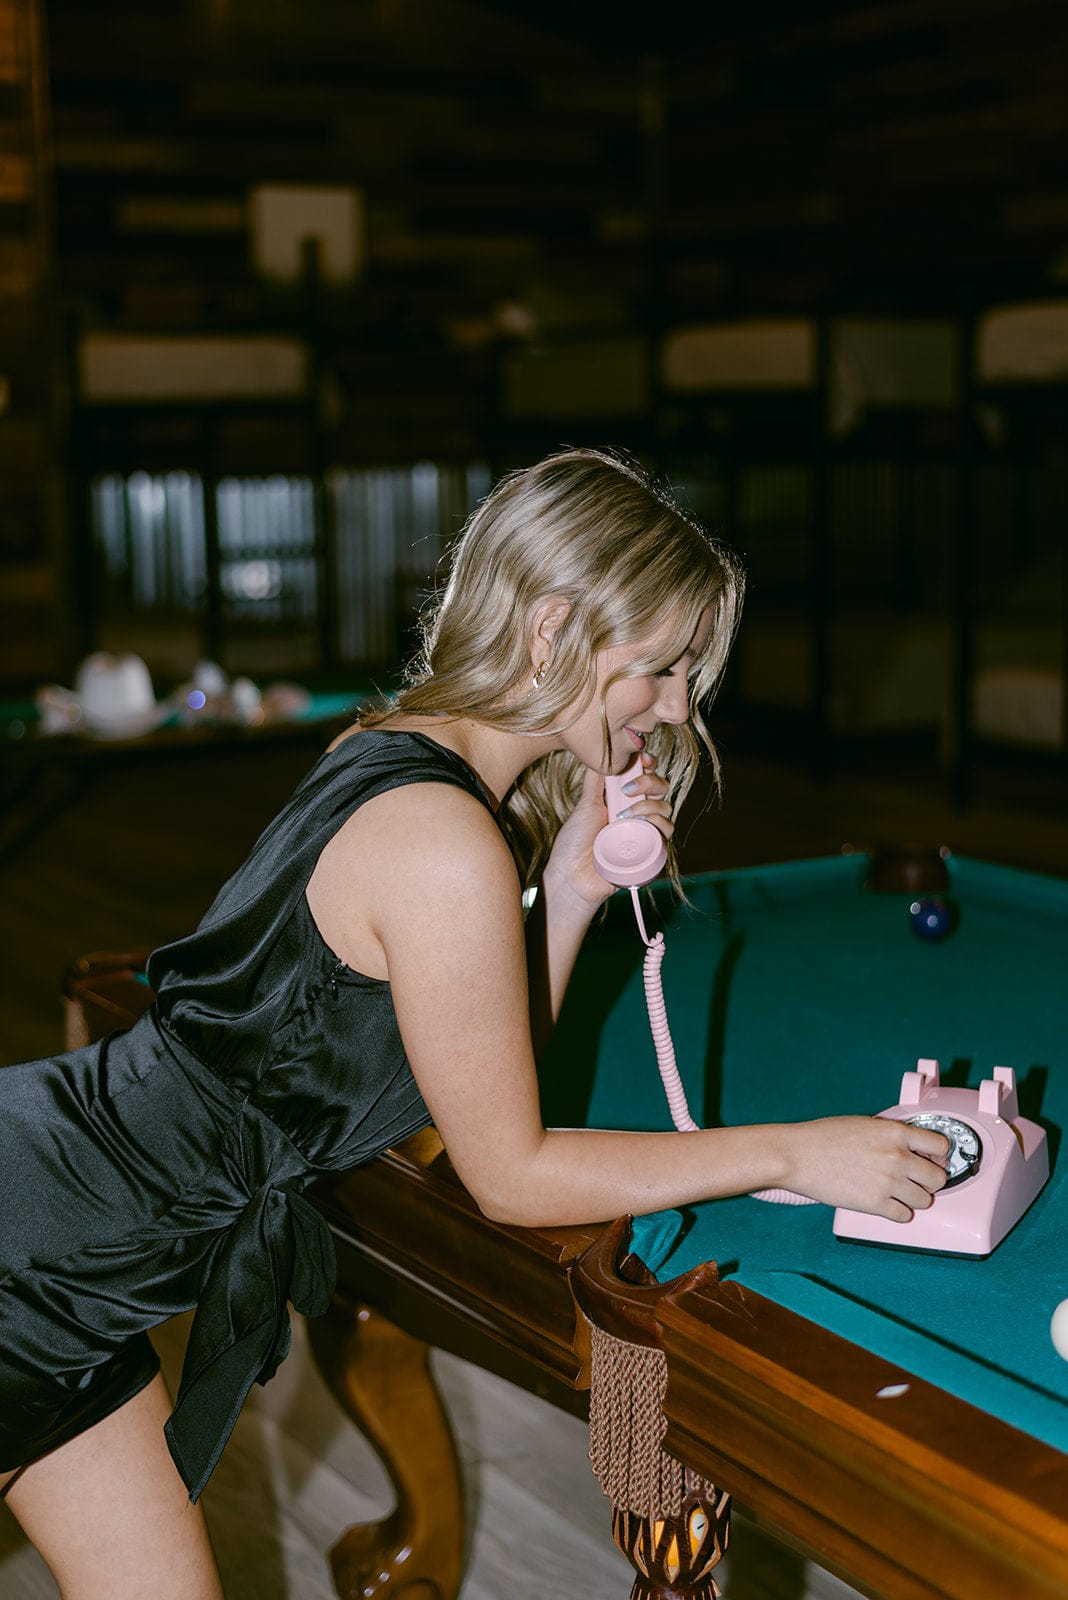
[909,896,956,941]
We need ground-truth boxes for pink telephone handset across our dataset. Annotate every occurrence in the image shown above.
[593,756,668,887]
[593,756,698,1134]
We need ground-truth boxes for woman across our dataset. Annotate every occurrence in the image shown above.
[0,447,948,1597]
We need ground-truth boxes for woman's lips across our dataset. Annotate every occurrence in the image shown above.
[624,726,646,751]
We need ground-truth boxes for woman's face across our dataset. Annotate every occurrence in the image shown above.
[562,608,712,774]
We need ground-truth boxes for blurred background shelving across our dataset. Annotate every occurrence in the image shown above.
[3,0,1068,814]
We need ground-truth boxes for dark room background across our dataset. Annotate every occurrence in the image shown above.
[3,0,1068,823]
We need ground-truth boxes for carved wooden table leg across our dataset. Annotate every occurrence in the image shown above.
[572,1218,732,1600]
[611,1488,731,1598]
[307,1291,465,1600]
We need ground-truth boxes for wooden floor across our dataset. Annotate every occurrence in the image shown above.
[1,726,1065,1598]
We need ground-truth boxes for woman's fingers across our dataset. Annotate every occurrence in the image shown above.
[906,1125,951,1165]
[615,759,673,835]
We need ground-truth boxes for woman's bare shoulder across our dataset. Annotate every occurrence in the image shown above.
[325,761,511,886]
[308,745,515,976]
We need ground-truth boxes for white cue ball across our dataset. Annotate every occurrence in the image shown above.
[1051,1299,1068,1361]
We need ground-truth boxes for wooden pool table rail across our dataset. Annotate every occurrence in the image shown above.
[654,1271,1068,1600]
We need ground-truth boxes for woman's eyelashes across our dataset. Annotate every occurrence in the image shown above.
[654,658,690,680]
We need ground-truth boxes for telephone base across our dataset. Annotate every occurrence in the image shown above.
[833,1058,1050,1257]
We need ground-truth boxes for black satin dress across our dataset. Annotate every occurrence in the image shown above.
[0,730,498,1500]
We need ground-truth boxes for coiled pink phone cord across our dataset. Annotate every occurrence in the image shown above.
[630,887,698,1135]
[628,886,814,1206]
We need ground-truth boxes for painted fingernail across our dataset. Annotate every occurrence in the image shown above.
[621,781,638,795]
[616,807,633,820]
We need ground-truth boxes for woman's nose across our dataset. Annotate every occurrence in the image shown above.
[655,675,689,725]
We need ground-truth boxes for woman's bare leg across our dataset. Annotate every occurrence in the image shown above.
[2,1371,223,1600]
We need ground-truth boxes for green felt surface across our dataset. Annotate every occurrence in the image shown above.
[541,854,1068,1453]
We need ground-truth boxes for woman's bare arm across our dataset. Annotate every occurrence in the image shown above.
[319,782,948,1230]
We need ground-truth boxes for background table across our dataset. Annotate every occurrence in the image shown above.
[63,851,1068,1600]
[0,682,365,867]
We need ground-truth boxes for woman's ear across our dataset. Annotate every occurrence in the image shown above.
[528,596,572,667]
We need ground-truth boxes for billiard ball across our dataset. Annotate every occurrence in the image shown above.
[909,896,956,941]
[1051,1299,1068,1361]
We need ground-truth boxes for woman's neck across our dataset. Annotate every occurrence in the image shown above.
[377,712,559,808]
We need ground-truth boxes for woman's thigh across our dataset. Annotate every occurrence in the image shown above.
[3,1372,223,1600]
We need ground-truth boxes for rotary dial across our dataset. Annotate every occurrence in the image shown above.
[904,1112,983,1187]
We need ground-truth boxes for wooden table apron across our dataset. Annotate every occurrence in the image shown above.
[59,901,1068,1600]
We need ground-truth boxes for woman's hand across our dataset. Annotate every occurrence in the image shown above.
[543,753,674,912]
[783,1115,950,1220]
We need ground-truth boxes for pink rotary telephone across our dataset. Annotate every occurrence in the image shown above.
[833,1057,1050,1256]
[595,769,1050,1251]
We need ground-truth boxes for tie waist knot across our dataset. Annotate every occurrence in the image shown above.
[163,1107,336,1502]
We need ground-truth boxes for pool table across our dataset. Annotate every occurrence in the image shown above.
[62,851,1068,1600]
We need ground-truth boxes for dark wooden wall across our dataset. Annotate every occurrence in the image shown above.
[40,0,1068,332]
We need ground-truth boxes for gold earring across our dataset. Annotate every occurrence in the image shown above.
[531,660,549,689]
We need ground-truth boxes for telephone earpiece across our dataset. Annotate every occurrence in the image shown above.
[592,755,668,887]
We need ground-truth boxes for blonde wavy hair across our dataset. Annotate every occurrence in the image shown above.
[361,447,745,887]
